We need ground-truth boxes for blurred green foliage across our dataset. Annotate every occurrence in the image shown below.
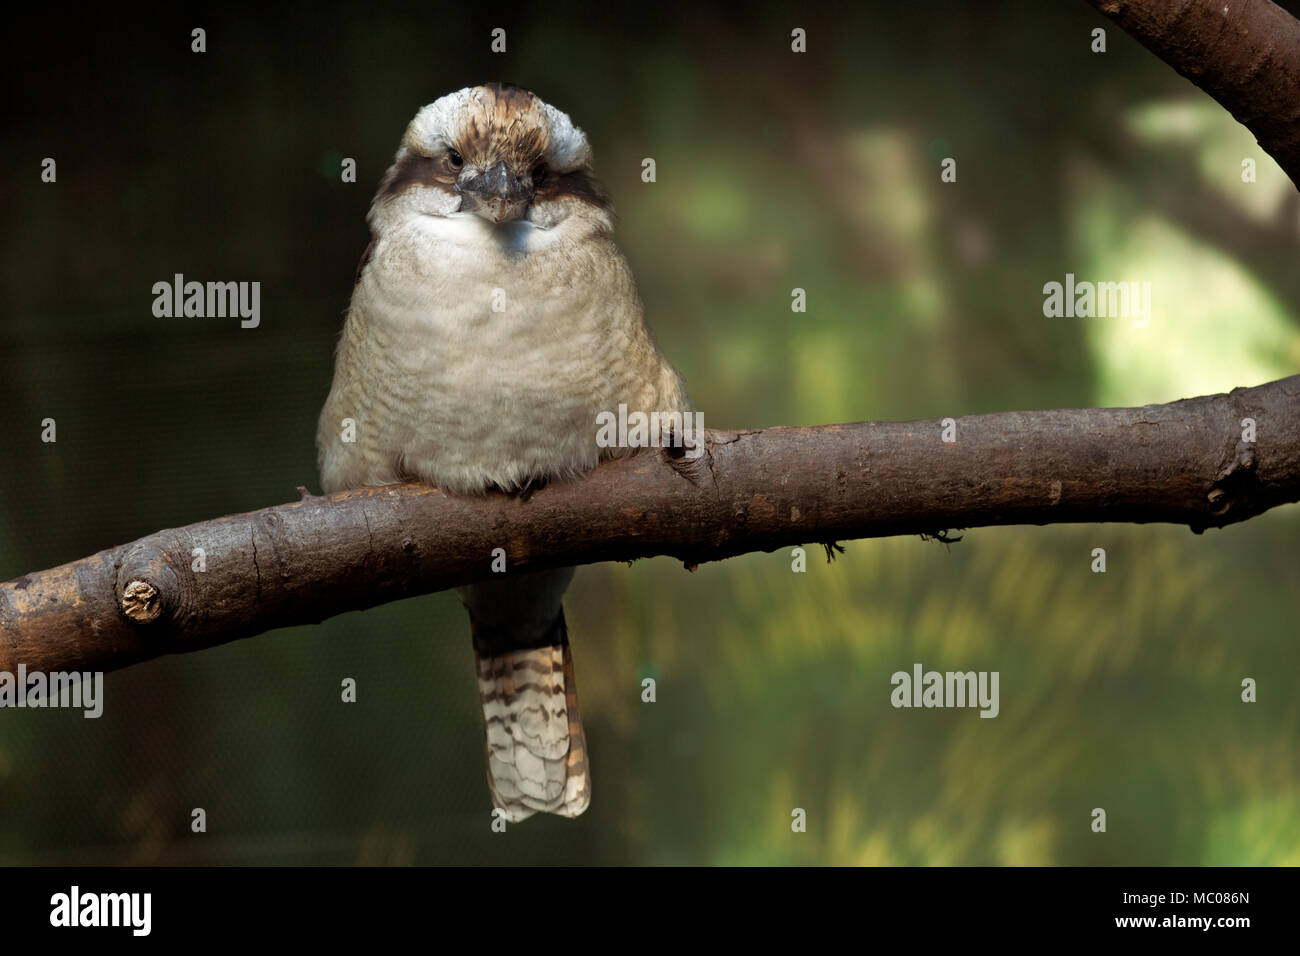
[1,1,1298,864]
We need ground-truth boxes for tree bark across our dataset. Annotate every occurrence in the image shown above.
[3,375,1298,674]
[1085,0,1300,188]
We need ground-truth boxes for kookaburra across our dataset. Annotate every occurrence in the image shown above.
[317,83,693,821]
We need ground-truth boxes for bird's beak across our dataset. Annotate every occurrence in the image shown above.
[457,160,534,223]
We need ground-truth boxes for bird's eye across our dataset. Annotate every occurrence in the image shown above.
[532,163,548,186]
[447,149,464,169]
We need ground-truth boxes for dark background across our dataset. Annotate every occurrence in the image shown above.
[2,1,1298,864]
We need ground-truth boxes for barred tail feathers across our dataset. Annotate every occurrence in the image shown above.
[474,611,590,822]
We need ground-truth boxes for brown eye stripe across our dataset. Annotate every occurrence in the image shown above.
[376,152,459,200]
[376,128,612,218]
[535,168,613,214]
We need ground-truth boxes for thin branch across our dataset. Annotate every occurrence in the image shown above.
[1086,0,1300,189]
[3,375,1298,674]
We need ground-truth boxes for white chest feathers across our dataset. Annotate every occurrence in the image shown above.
[318,212,683,495]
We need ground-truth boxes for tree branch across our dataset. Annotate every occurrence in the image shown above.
[1086,0,1300,188]
[3,375,1298,674]
[6,1,1300,678]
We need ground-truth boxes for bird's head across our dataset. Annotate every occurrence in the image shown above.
[370,83,613,235]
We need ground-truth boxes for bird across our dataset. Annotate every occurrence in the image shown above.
[316,83,694,822]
